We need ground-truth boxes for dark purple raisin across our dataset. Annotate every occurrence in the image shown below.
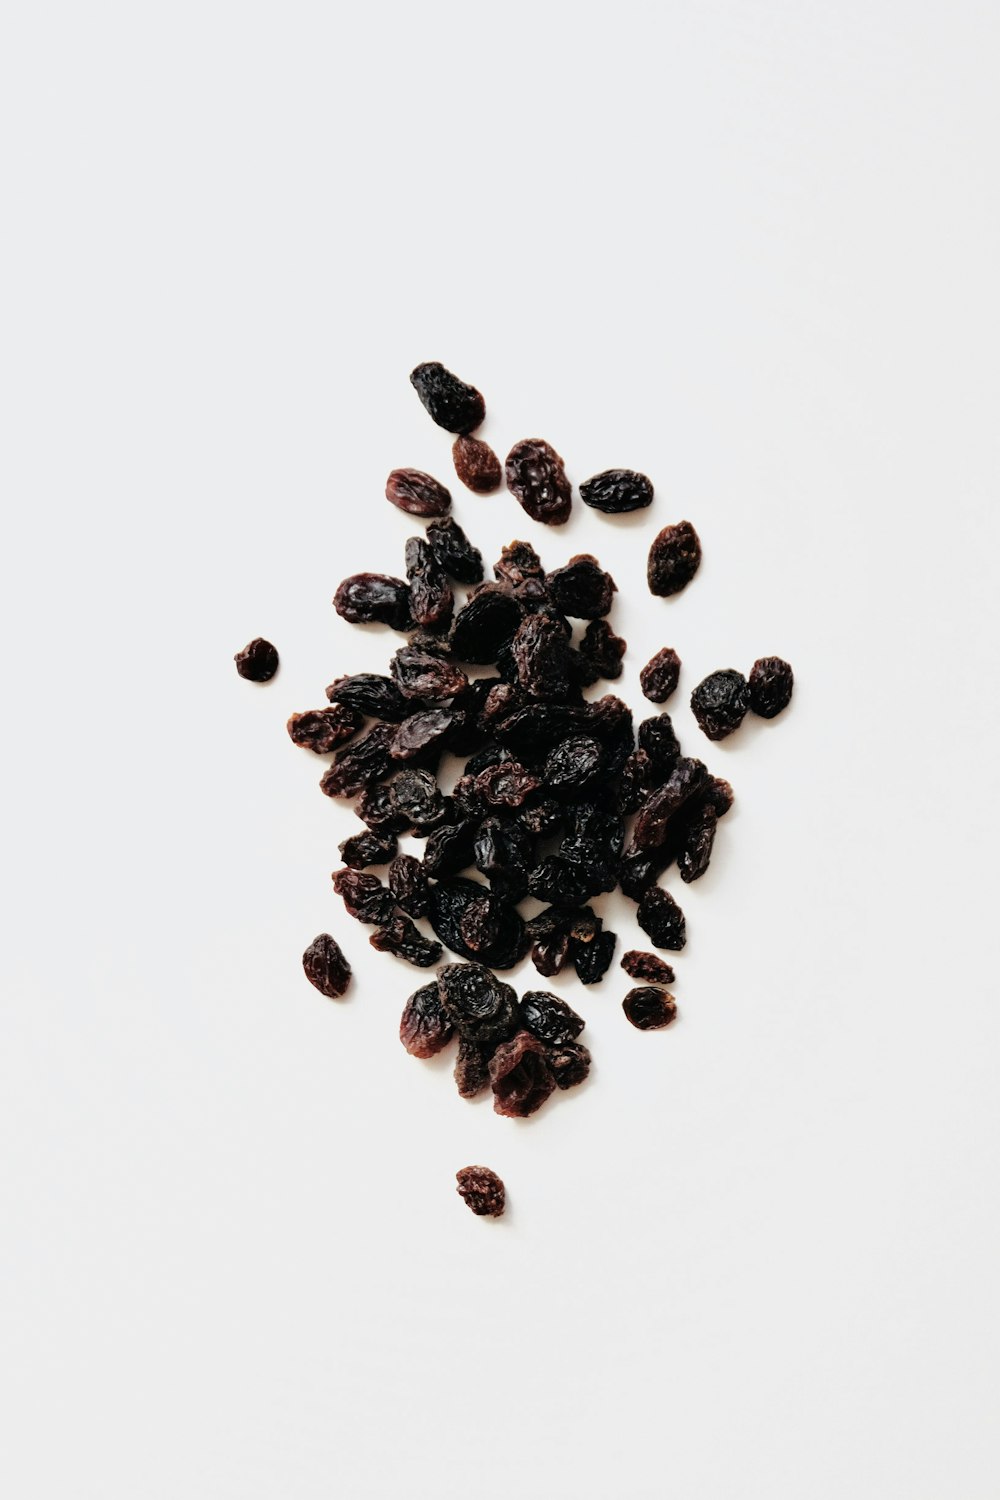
[489,1030,557,1118]
[511,612,572,700]
[518,797,563,837]
[543,736,603,794]
[449,584,522,664]
[356,782,410,833]
[370,915,442,967]
[286,705,363,752]
[572,927,616,985]
[319,723,396,798]
[619,750,656,813]
[390,645,468,701]
[338,828,397,869]
[437,962,518,1046]
[623,987,677,1030]
[326,673,410,722]
[234,637,279,681]
[578,619,626,681]
[301,933,351,998]
[454,1038,492,1099]
[632,758,709,850]
[639,648,681,703]
[636,714,682,775]
[410,361,485,435]
[677,801,718,883]
[494,539,545,585]
[422,819,480,878]
[505,439,572,526]
[546,1040,592,1089]
[647,521,702,597]
[637,887,687,950]
[748,656,794,719]
[399,982,455,1057]
[387,853,430,917]
[518,990,585,1046]
[334,574,411,630]
[455,1164,505,1216]
[621,951,676,984]
[690,669,750,741]
[458,893,503,955]
[452,435,502,492]
[404,536,454,629]
[385,468,451,517]
[391,708,464,761]
[530,932,570,977]
[579,467,653,514]
[476,760,540,809]
[388,767,446,829]
[332,867,396,925]
[425,517,484,584]
[546,554,617,618]
[428,879,526,969]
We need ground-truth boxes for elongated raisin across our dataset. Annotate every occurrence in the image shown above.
[301,933,352,998]
[647,521,701,597]
[531,932,569,977]
[456,1165,505,1216]
[547,554,617,618]
[339,829,397,869]
[494,539,544,585]
[511,612,571,700]
[428,878,526,969]
[454,1038,491,1098]
[387,853,430,917]
[385,468,451,517]
[422,818,479,878]
[326,672,410,722]
[489,1030,557,1118]
[425,516,484,584]
[621,950,676,984]
[399,982,455,1057]
[505,439,572,526]
[749,656,794,719]
[391,645,468,701]
[677,800,718,883]
[452,435,502,493]
[579,468,653,514]
[235,637,279,681]
[332,867,396,925]
[637,887,687,950]
[319,723,396,798]
[286,705,363,752]
[690,669,749,741]
[623,987,677,1030]
[334,574,411,630]
[632,757,709,849]
[543,735,604,794]
[391,708,463,761]
[370,915,442,967]
[410,361,485,434]
[404,537,453,629]
[572,927,616,985]
[639,647,681,703]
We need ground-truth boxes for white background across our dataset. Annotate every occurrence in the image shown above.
[2,3,999,1497]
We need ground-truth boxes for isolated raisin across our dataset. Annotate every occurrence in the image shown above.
[489,1030,557,1118]
[235,637,279,681]
[572,927,616,985]
[319,723,396,798]
[410,361,485,434]
[404,536,454,629]
[623,987,677,1030]
[519,990,585,1046]
[647,521,702,597]
[332,867,396,925]
[399,982,455,1057]
[449,584,521,664]
[690,669,749,741]
[370,915,442,967]
[505,439,572,526]
[578,619,626,681]
[637,887,687,950]
[385,468,452,517]
[425,517,485,584]
[456,1165,505,1216]
[339,829,397,869]
[334,574,411,630]
[547,1040,592,1089]
[387,854,430,917]
[286,705,363,752]
[547,555,617,618]
[639,647,681,703]
[621,951,676,985]
[452,435,502,493]
[437,962,518,1046]
[301,933,352,998]
[454,1037,491,1098]
[326,673,410,722]
[579,467,653,514]
[749,656,794,719]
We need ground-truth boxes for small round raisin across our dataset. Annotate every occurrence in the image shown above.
[452,435,502,493]
[623,986,677,1030]
[302,933,352,999]
[690,669,750,741]
[647,521,702,597]
[456,1165,506,1217]
[579,468,653,514]
[385,468,451,517]
[235,637,279,681]
[748,656,794,719]
[639,647,681,703]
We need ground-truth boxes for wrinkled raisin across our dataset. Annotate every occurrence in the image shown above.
[391,708,464,761]
[334,574,411,630]
[572,927,616,985]
[385,468,452,517]
[410,361,485,434]
[505,439,572,526]
[399,982,455,1057]
[677,800,718,883]
[621,950,676,984]
[287,705,363,752]
[510,612,572,701]
[639,647,681,703]
[356,781,410,833]
[437,962,518,1046]
[425,517,484,584]
[632,757,709,849]
[547,554,617,618]
[370,914,442,967]
[339,828,397,869]
[235,637,279,681]
[301,933,352,998]
[579,468,653,514]
[454,1037,491,1098]
[637,887,687,950]
[623,987,677,1030]
[749,656,794,719]
[452,435,502,493]
[332,867,396,926]
[428,879,526,969]
[494,539,544,585]
[476,760,540,808]
[319,723,396,797]
[518,990,585,1046]
[449,584,521,664]
[543,736,603,794]
[636,714,682,774]
[390,644,468,702]
[546,1040,592,1089]
[530,932,569,977]
[578,619,626,681]
[387,853,430,917]
[690,669,749,741]
[423,818,480,878]
[389,767,446,829]
[456,1164,505,1216]
[326,673,410,722]
[489,1030,557,1118]
[404,537,454,629]
[647,520,702,597]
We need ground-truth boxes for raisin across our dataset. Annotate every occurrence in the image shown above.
[639,647,681,703]
[404,536,454,629]
[454,1038,492,1098]
[690,669,749,741]
[425,517,484,584]
[286,705,363,752]
[326,673,410,722]
[476,760,540,809]
[371,915,442,967]
[510,612,572,701]
[437,962,518,1046]
[458,894,503,954]
[705,776,735,816]
[332,867,396,925]
[334,574,411,630]
[518,797,563,837]
[478,682,524,729]
[399,982,455,1057]
[527,857,593,907]
[473,817,532,901]
[422,818,479,878]
[621,950,676,984]
[530,932,569,977]
[356,781,410,833]
[455,1165,505,1216]
[632,758,709,850]
[637,887,687,950]
[489,1030,557,1118]
[547,555,617,618]
[749,656,794,719]
[505,439,572,526]
[385,467,452,517]
[647,520,702,597]
[387,853,430,917]
[623,987,677,1030]
[494,539,545,585]
[572,927,616,985]
[618,844,671,903]
[389,767,446,829]
[234,637,279,681]
[391,708,463,761]
[301,933,352,998]
[428,879,526,969]
[448,584,521,664]
[339,828,397,869]
[518,990,585,1046]
[543,736,604,794]
[389,644,466,702]
[410,361,485,434]
[579,619,626,681]
[546,1040,592,1089]
[618,750,656,813]
[677,801,718,883]
[579,467,653,514]
[319,723,396,797]
[636,714,682,775]
[452,435,502,493]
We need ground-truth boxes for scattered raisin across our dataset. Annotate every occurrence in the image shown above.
[632,757,709,850]
[690,669,749,741]
[326,673,410,722]
[334,574,411,630]
[622,987,677,1030]
[235,637,279,681]
[339,828,397,869]
[572,928,617,985]
[301,933,352,998]
[547,555,617,619]
[505,439,572,526]
[637,887,687,950]
[410,361,485,435]
[286,705,363,752]
[546,1040,592,1089]
[639,647,681,703]
[370,914,442,967]
[425,517,484,584]
[385,468,452,517]
[647,520,702,597]
[456,1165,505,1216]
[404,537,454,629]
[621,951,676,985]
[452,435,502,493]
[489,1030,557,1118]
[579,468,653,514]
[319,723,396,797]
[677,800,718,883]
[749,656,794,719]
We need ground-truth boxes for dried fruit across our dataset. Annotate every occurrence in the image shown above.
[391,708,463,761]
[690,669,749,741]
[518,990,585,1046]
[647,521,702,597]
[621,951,676,985]
[572,927,616,985]
[454,1037,491,1098]
[677,801,718,883]
[334,574,411,630]
[623,987,677,1030]
[286,705,363,752]
[579,467,653,514]
[425,517,484,584]
[636,714,682,774]
[578,619,626,682]
[385,468,452,517]
[489,1030,557,1118]
[456,1165,505,1216]
[546,1040,592,1089]
[391,644,468,702]
[332,867,396,925]
[505,438,572,525]
[452,435,502,493]
[326,673,409,722]
[389,767,446,829]
[494,539,544,585]
[449,584,521,664]
[319,723,396,798]
[301,933,351,998]
[639,647,681,703]
[437,962,518,1046]
[235,637,279,681]
[399,982,455,1057]
[387,853,430,917]
[370,915,442,967]
[749,656,794,719]
[547,555,617,619]
[339,828,397,869]
[476,760,540,808]
[636,887,687,950]
[632,757,708,850]
[410,361,485,434]
[511,613,571,700]
[404,537,453,629]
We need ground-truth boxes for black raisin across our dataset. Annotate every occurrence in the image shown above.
[452,435,502,492]
[399,982,455,1057]
[389,767,446,829]
[505,439,572,526]
[748,656,794,719]
[494,539,545,585]
[578,619,626,681]
[326,673,410,722]
[455,1164,505,1216]
[547,554,617,618]
[356,781,410,833]
[572,927,616,985]
[339,828,397,869]
[404,537,454,629]
[319,723,396,797]
[543,736,603,794]
[546,1040,592,1089]
[301,933,352,998]
[235,637,279,681]
[636,887,687,950]
[632,758,709,850]
[448,584,521,664]
[332,867,396,926]
[387,853,430,917]
[530,932,569,977]
[623,987,677,1030]
[636,713,682,774]
[579,467,653,514]
[370,914,442,967]
[286,705,363,752]
[677,800,718,883]
[639,647,681,703]
[391,708,464,761]
[647,520,702,597]
[425,516,485,584]
[621,950,676,984]
[422,819,480,878]
[690,669,750,741]
[385,467,452,517]
[428,879,526,969]
[410,361,485,434]
[437,962,518,1046]
[518,990,585,1046]
[334,574,412,630]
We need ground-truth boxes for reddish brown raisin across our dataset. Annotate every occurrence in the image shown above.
[452,435,502,493]
[334,574,411,630]
[454,1037,491,1098]
[399,982,454,1057]
[387,853,430,917]
[332,867,396,925]
[578,619,626,681]
[425,517,484,584]
[370,914,442,967]
[235,637,279,681]
[404,537,454,629]
[748,656,794,719]
[456,1164,505,1216]
[338,829,397,869]
[301,933,352,999]
[621,951,676,984]
[546,1040,592,1089]
[505,439,572,525]
[489,1030,557,1118]
[639,648,681,703]
[623,987,677,1030]
[410,362,485,435]
[647,521,702,597]
[385,468,451,517]
[287,705,363,753]
[637,887,687,950]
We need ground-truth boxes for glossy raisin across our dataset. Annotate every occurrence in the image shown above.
[690,669,749,741]
[391,708,463,762]
[389,644,466,702]
[637,887,687,950]
[326,673,410,722]
[677,800,718,883]
[494,539,544,585]
[356,781,410,833]
[749,656,794,719]
[235,637,279,681]
[639,647,681,703]
[404,536,453,630]
[530,932,570,977]
[301,933,352,999]
[370,915,442,967]
[543,736,603,794]
[339,829,397,869]
[410,361,485,434]
[428,879,526,969]
[425,516,484,584]
[319,723,396,798]
[647,520,702,597]
[572,927,617,985]
[547,554,617,619]
[385,467,452,517]
[621,951,676,985]
[387,854,430,917]
[332,867,396,926]
[489,1030,557,1118]
[510,612,571,700]
[286,705,363,752]
[456,1165,505,1216]
[437,962,518,1046]
[636,714,682,774]
[422,818,479,878]
[452,434,502,493]
[579,467,653,514]
[449,584,521,664]
[623,986,677,1030]
[399,982,455,1057]
[632,758,709,850]
[505,439,572,526]
[518,990,585,1046]
[334,574,411,630]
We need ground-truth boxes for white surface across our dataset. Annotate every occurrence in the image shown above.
[3,4,1000,1497]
